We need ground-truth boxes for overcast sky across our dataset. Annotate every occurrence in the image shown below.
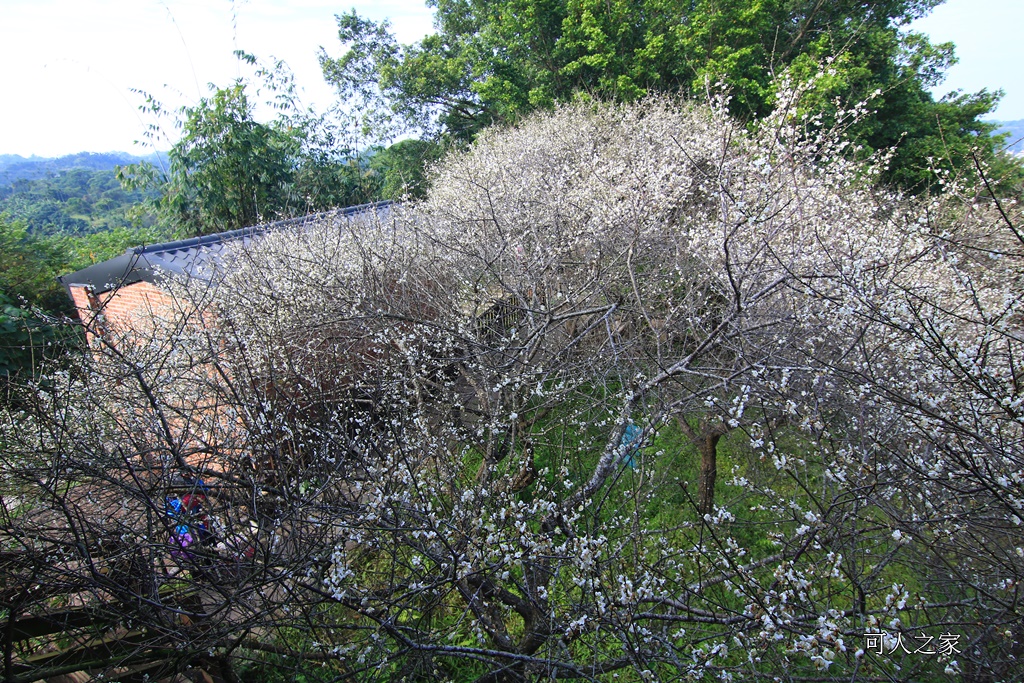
[0,0,1020,158]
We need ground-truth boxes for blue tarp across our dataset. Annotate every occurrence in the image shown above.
[620,424,643,468]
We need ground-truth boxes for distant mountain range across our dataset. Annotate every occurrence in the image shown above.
[0,151,168,186]
[994,120,1024,155]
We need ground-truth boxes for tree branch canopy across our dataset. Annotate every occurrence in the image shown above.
[5,75,1024,681]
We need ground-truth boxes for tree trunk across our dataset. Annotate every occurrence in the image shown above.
[676,416,729,516]
[697,432,722,516]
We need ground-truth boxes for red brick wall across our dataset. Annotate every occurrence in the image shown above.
[68,286,93,321]
[69,280,243,472]
[69,281,178,346]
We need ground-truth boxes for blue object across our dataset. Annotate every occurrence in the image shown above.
[167,497,183,516]
[165,491,210,553]
[620,424,643,468]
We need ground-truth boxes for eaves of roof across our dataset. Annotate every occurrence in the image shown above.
[57,201,391,296]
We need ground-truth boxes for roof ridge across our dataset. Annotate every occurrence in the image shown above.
[59,201,393,295]
[133,201,393,257]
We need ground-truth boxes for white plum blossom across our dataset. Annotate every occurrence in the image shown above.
[3,76,1022,681]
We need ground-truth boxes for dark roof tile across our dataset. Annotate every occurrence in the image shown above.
[58,202,391,295]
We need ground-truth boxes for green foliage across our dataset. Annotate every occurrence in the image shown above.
[119,82,298,236]
[370,139,445,200]
[0,167,160,236]
[59,224,174,270]
[171,83,296,233]
[0,220,71,389]
[0,217,68,313]
[775,24,1018,190]
[0,292,48,382]
[322,0,1020,190]
[119,54,406,236]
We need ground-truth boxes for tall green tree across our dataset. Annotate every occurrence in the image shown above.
[166,83,296,234]
[322,0,1016,190]
[119,82,300,236]
[120,55,389,237]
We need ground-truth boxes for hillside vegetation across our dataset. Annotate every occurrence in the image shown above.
[0,151,166,185]
[0,166,160,235]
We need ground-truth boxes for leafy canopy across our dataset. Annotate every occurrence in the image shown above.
[322,0,1016,190]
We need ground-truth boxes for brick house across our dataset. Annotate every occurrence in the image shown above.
[55,201,394,485]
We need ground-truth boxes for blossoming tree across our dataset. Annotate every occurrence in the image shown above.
[3,85,1021,681]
